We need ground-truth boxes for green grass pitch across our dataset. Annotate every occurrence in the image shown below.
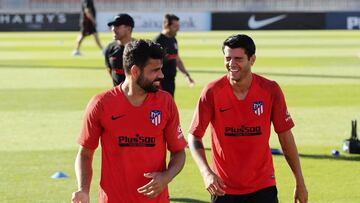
[0,30,360,202]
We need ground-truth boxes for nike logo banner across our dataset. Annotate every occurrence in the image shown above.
[248,14,287,29]
[211,12,326,30]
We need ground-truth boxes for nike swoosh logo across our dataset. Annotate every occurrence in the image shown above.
[111,115,125,120]
[248,14,287,29]
[219,107,232,113]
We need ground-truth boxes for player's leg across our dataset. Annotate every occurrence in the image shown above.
[86,21,103,54]
[73,33,85,56]
[93,32,103,51]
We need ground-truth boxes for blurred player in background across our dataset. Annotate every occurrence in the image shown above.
[154,13,195,97]
[72,0,103,56]
[104,13,135,86]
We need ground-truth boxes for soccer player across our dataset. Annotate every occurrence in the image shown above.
[154,13,194,97]
[188,34,308,203]
[104,13,135,86]
[72,0,103,56]
[71,40,187,203]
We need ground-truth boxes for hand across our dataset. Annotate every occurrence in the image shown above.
[202,170,226,196]
[71,190,89,203]
[294,184,308,203]
[185,75,195,87]
[137,172,170,198]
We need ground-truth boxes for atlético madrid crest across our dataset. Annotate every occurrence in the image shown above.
[150,110,161,126]
[253,101,264,116]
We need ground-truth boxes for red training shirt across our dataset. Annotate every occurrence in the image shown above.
[78,85,187,203]
[189,73,294,195]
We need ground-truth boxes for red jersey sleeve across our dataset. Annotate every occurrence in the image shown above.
[164,95,187,152]
[77,94,104,150]
[271,82,294,134]
[189,85,214,138]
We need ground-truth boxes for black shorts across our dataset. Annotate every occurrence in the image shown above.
[211,186,278,203]
[81,19,97,36]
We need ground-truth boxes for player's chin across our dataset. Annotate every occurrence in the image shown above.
[229,74,241,82]
[150,84,160,92]
[229,71,239,77]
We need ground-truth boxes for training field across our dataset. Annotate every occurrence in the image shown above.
[0,30,360,202]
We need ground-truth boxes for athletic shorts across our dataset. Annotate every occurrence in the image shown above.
[211,186,278,203]
[81,18,97,36]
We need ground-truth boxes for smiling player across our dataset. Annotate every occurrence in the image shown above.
[188,34,308,203]
[72,40,187,203]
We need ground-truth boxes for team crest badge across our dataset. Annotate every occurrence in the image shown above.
[253,101,264,116]
[150,110,161,126]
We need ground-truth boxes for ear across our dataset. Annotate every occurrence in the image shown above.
[126,26,132,32]
[250,54,256,65]
[130,65,140,78]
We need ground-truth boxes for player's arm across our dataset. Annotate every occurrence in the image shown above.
[137,149,185,198]
[71,146,95,203]
[176,55,194,86]
[278,130,308,203]
[188,134,226,196]
[166,149,186,182]
[138,96,186,198]
[84,7,96,25]
[103,47,112,77]
[106,68,112,76]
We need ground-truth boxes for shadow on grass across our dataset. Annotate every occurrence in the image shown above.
[170,198,208,203]
[299,153,360,161]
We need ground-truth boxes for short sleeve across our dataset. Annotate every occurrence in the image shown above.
[188,85,214,138]
[271,82,294,134]
[77,95,104,149]
[164,95,187,152]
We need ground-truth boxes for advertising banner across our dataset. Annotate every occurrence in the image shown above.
[5,12,358,31]
[0,13,79,31]
[327,12,360,29]
[212,12,326,30]
[97,12,211,32]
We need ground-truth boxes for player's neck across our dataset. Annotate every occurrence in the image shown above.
[121,80,147,107]
[230,73,253,100]
[118,35,132,46]
[162,30,173,38]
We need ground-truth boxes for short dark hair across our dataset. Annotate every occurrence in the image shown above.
[123,39,164,74]
[222,34,256,59]
[163,13,179,27]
